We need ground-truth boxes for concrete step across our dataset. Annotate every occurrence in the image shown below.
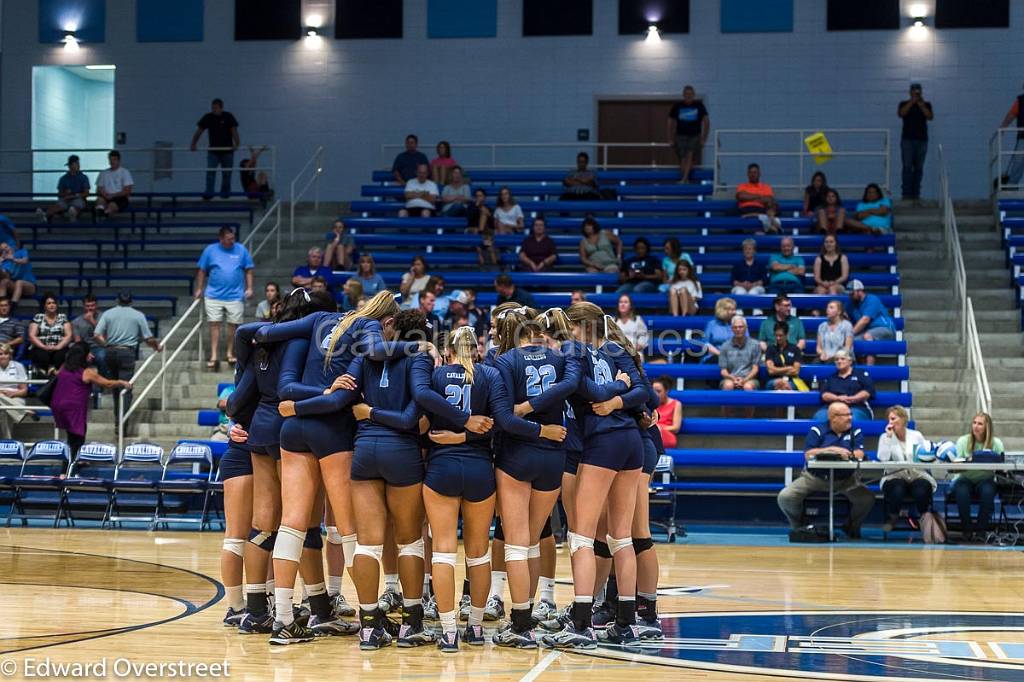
[906,318,1019,334]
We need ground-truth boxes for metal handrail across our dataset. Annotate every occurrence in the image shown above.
[966,298,993,414]
[988,127,1024,196]
[289,146,324,243]
[117,296,204,452]
[243,199,282,260]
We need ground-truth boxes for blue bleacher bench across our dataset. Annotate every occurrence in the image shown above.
[668,389,910,408]
[472,292,901,311]
[648,364,908,383]
[351,198,815,216]
[648,338,906,358]
[361,183,715,199]
[679,418,893,437]
[371,168,715,184]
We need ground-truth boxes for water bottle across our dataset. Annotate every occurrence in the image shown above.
[811,374,819,390]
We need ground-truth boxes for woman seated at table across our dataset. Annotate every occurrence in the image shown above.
[952,412,1004,542]
[876,405,934,532]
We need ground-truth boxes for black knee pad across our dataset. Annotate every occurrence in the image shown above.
[304,527,324,550]
[493,517,504,542]
[540,517,552,540]
[248,528,277,552]
[632,537,654,555]
[594,540,611,559]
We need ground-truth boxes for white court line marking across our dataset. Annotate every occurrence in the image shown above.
[520,650,561,682]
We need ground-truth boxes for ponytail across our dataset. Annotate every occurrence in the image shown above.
[494,305,537,356]
[449,326,477,385]
[536,307,572,342]
[324,289,399,368]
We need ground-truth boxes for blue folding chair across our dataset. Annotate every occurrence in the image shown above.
[60,442,118,527]
[8,440,70,527]
[0,440,26,517]
[154,442,214,530]
[649,455,679,542]
[108,443,165,529]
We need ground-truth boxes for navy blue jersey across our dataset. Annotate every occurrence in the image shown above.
[571,341,648,440]
[637,377,659,442]
[412,362,543,460]
[247,342,288,447]
[494,343,580,450]
[256,312,419,399]
[483,345,499,367]
[225,362,258,429]
[564,400,582,453]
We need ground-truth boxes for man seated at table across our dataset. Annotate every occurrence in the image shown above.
[814,349,874,422]
[776,402,874,539]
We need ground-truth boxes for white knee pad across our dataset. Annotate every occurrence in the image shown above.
[325,525,343,545]
[397,538,425,559]
[606,535,633,555]
[465,550,491,568]
[222,538,244,557]
[431,552,457,568]
[272,526,305,563]
[341,533,357,568]
[353,543,384,565]
[567,532,594,557]
[504,544,530,563]
[527,543,541,559]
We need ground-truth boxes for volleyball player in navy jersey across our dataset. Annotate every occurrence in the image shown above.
[632,381,665,639]
[259,291,437,645]
[411,325,566,652]
[490,306,581,648]
[544,301,648,649]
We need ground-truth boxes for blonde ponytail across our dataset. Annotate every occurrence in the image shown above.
[324,289,400,368]
[449,326,477,385]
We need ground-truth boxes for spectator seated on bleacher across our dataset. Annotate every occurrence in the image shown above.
[767,236,806,295]
[849,279,896,365]
[439,165,471,218]
[71,295,104,369]
[757,293,806,353]
[571,290,587,305]
[652,375,681,448]
[579,215,622,274]
[494,274,535,308]
[418,290,443,347]
[309,275,330,296]
[0,343,28,438]
[339,278,363,314]
[699,297,738,364]
[255,281,281,321]
[466,188,493,237]
[815,349,874,422]
[39,154,89,223]
[815,189,847,235]
[617,237,663,294]
[431,140,457,187]
[400,164,439,218]
[443,290,485,341]
[718,316,760,392]
[28,293,72,378]
[816,299,854,362]
[212,383,234,441]
[0,298,24,353]
[731,238,767,298]
[736,163,780,233]
[765,322,803,391]
[844,183,893,235]
[323,219,354,269]
[0,241,37,305]
[877,405,934,532]
[616,294,649,358]
[494,187,524,234]
[659,237,694,293]
[292,247,334,291]
[803,171,829,217]
[667,260,702,317]
[354,254,387,298]
[813,234,849,295]
[560,152,601,201]
[95,150,134,219]
[777,402,874,539]
[399,255,431,307]
[426,276,449,318]
[952,412,1004,542]
[519,217,558,272]
[392,134,430,184]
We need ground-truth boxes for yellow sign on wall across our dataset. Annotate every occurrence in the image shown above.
[804,132,833,165]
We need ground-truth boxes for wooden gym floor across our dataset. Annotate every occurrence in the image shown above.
[2,528,1023,681]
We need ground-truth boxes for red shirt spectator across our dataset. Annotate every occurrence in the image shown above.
[519,218,558,272]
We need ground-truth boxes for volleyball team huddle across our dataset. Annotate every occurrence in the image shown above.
[220,287,664,653]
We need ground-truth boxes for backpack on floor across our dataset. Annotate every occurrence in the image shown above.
[920,511,947,544]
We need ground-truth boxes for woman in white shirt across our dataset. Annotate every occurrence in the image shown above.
[398,255,431,308]
[816,299,854,362]
[876,405,935,531]
[616,294,649,357]
[668,260,702,317]
[0,343,27,439]
[493,187,524,234]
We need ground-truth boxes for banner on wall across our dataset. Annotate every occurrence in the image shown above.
[804,132,833,165]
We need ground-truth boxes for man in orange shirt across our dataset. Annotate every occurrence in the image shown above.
[1000,86,1024,187]
[736,163,780,233]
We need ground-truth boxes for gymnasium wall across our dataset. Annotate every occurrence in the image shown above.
[0,0,1019,200]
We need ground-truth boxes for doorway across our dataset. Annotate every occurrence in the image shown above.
[31,65,115,195]
[597,97,684,167]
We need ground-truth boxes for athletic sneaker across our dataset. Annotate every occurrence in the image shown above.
[462,624,486,646]
[238,611,274,634]
[636,617,663,641]
[422,594,439,621]
[293,604,311,627]
[222,607,245,627]
[492,624,537,649]
[590,601,615,628]
[458,594,472,621]
[359,626,393,650]
[597,622,641,645]
[541,623,597,650]
[269,620,315,645]
[483,595,505,621]
[437,631,459,653]
[378,588,403,614]
[397,622,437,647]
[539,605,573,632]
[331,593,355,618]
[309,615,360,637]
[532,599,557,621]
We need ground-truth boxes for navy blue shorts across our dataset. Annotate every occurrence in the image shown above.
[582,428,643,472]
[496,441,564,492]
[425,454,495,503]
[250,443,280,460]
[352,436,424,487]
[564,450,582,476]
[641,437,658,475]
[220,443,253,480]
[279,412,355,459]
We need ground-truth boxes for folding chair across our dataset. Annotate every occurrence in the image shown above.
[108,443,165,529]
[60,442,118,527]
[154,442,214,530]
[649,455,679,542]
[9,440,71,527]
[0,440,26,521]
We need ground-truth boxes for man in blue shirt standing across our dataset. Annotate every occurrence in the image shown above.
[848,279,895,365]
[195,226,254,369]
[40,155,90,223]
